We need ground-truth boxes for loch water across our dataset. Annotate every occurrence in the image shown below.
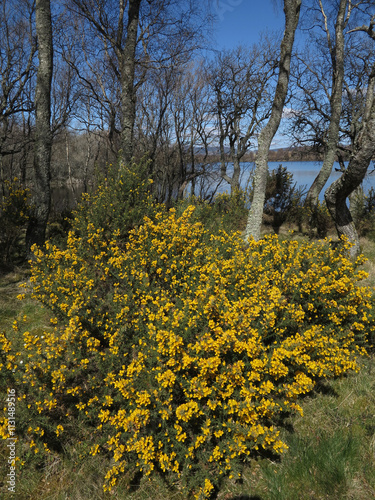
[216,161,375,199]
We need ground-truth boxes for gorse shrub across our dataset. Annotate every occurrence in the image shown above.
[176,188,251,235]
[0,167,374,498]
[72,159,161,242]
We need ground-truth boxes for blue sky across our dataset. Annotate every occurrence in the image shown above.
[212,0,285,50]
[210,1,299,148]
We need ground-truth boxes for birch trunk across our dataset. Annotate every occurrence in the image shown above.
[244,0,301,242]
[305,0,349,207]
[325,63,375,258]
[120,0,141,165]
[26,0,53,254]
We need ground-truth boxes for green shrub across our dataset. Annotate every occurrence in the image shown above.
[71,159,162,242]
[353,187,375,239]
[305,199,334,239]
[264,165,306,234]
[176,187,251,235]
[0,178,31,265]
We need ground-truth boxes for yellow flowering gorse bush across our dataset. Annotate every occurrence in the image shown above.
[0,167,373,498]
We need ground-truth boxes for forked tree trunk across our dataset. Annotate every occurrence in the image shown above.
[325,152,370,258]
[305,0,349,208]
[244,0,301,242]
[325,64,375,258]
[26,0,53,255]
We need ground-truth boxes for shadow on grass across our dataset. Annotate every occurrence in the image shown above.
[314,380,339,397]
[230,496,263,500]
[128,470,143,493]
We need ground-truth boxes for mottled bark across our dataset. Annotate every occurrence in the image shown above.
[220,148,241,192]
[26,0,53,255]
[325,154,366,258]
[325,62,375,258]
[120,0,141,165]
[305,0,349,208]
[244,0,301,242]
[232,157,241,191]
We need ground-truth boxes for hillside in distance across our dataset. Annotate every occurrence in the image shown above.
[199,146,351,163]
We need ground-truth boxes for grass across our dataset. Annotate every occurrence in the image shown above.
[212,355,375,500]
[360,236,375,287]
[0,267,50,335]
[0,269,26,327]
[260,356,375,500]
[1,235,375,499]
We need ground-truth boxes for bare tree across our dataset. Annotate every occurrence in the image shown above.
[244,0,301,242]
[303,0,352,207]
[207,42,276,193]
[135,62,180,204]
[174,62,216,199]
[50,10,82,136]
[26,0,53,252]
[325,11,375,257]
[0,0,37,184]
[65,0,142,164]
[65,0,211,165]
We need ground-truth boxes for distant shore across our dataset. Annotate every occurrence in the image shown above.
[199,146,351,164]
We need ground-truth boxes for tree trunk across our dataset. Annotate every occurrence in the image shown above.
[244,0,301,242]
[325,62,375,258]
[26,0,53,255]
[325,153,367,258]
[305,0,348,208]
[120,0,142,165]
[325,127,375,259]
[231,156,241,193]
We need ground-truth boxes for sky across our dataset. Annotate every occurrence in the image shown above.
[210,1,305,149]
[212,0,285,51]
